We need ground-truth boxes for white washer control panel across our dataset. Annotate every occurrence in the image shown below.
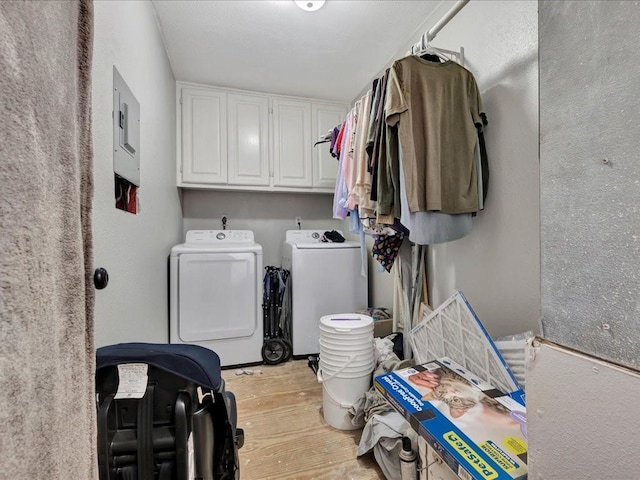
[285,230,344,244]
[185,230,255,245]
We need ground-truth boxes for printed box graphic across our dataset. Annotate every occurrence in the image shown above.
[375,357,528,480]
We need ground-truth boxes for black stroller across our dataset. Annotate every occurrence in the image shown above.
[261,266,292,365]
[96,343,243,480]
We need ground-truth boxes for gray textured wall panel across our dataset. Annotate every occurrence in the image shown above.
[540,1,640,369]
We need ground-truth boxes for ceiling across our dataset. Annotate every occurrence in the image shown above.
[151,0,443,102]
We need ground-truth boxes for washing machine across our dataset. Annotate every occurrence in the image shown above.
[170,230,263,367]
[281,230,368,357]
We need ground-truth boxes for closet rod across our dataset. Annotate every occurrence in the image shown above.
[425,0,470,43]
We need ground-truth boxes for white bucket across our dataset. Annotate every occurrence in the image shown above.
[319,355,373,370]
[317,367,371,430]
[319,343,373,360]
[317,314,374,430]
[319,360,375,377]
[319,352,374,371]
[319,336,374,349]
[319,329,373,348]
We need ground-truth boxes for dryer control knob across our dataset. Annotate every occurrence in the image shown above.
[94,267,109,290]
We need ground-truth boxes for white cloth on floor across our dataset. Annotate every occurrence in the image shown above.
[374,337,396,365]
[357,411,418,480]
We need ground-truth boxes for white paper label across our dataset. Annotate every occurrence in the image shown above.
[114,363,148,399]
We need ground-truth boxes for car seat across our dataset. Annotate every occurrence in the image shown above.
[96,343,243,480]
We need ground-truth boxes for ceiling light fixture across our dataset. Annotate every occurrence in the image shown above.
[295,0,326,12]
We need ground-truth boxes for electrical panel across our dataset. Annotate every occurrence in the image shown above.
[113,67,140,186]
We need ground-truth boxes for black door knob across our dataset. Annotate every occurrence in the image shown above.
[94,267,109,290]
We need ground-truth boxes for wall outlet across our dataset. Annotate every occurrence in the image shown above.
[221,215,228,229]
[295,216,302,228]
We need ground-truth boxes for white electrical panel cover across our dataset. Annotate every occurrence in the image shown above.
[113,66,140,186]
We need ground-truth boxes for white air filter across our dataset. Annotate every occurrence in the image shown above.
[409,291,522,395]
[495,339,527,389]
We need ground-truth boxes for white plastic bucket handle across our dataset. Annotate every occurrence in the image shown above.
[317,360,366,409]
[333,327,353,333]
[317,355,356,384]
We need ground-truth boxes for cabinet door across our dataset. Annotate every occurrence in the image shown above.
[312,103,346,188]
[228,94,270,186]
[181,87,227,184]
[272,99,312,187]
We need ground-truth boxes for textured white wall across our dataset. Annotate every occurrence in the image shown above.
[92,1,182,346]
[181,190,392,310]
[359,1,540,335]
[527,339,640,479]
[181,190,342,266]
[421,1,540,337]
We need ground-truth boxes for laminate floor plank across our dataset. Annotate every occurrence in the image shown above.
[223,360,385,480]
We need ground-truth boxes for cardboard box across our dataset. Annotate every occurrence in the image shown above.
[375,358,528,480]
[373,317,393,338]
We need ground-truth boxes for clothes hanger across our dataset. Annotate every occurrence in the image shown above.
[313,128,333,147]
[416,33,451,63]
[313,138,331,147]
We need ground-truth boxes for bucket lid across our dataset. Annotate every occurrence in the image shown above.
[320,325,373,335]
[320,314,373,332]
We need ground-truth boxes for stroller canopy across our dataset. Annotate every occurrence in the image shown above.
[96,343,222,391]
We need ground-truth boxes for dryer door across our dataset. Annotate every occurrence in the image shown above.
[178,252,257,341]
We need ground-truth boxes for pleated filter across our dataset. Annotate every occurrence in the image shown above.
[494,339,527,389]
[409,291,522,395]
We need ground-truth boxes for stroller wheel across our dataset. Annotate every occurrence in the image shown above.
[282,338,292,362]
[262,339,286,365]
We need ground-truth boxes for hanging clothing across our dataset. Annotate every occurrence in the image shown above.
[333,113,352,219]
[369,69,390,202]
[332,50,490,256]
[366,77,381,161]
[477,121,490,204]
[475,136,484,212]
[371,221,409,272]
[329,125,340,158]
[386,55,486,214]
[348,90,375,215]
[398,145,472,245]
[376,121,399,225]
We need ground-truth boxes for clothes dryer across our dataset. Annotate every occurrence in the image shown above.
[281,230,368,357]
[170,230,263,367]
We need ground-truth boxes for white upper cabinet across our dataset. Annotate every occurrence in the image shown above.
[272,98,312,188]
[177,81,346,193]
[227,94,270,186]
[312,103,346,189]
[180,87,227,184]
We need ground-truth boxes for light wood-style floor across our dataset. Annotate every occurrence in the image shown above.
[222,359,385,480]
